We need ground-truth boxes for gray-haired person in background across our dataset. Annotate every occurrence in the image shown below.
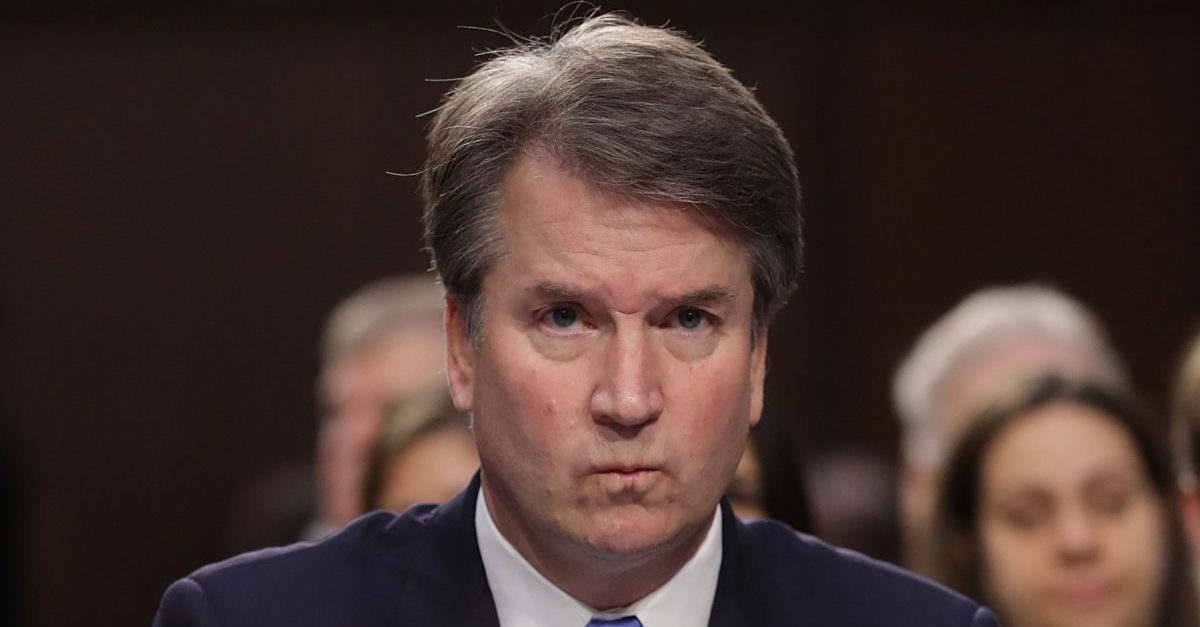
[360,385,478,516]
[223,275,449,553]
[155,13,997,626]
[893,283,1129,576]
[311,275,446,537]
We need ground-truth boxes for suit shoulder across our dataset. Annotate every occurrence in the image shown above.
[159,508,436,627]
[191,508,426,581]
[736,518,989,626]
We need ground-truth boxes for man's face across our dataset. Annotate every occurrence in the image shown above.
[446,153,766,564]
[318,325,445,526]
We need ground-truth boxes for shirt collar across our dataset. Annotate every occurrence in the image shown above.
[475,490,723,627]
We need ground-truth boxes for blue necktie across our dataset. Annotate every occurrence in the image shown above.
[586,617,643,627]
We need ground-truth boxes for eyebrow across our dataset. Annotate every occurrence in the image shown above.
[678,285,735,305]
[533,282,735,305]
[1082,466,1136,489]
[534,282,585,301]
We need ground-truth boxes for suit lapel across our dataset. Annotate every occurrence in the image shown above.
[707,500,752,627]
[391,473,501,627]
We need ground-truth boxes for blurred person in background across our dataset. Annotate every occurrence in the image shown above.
[803,448,899,563]
[310,274,447,537]
[224,275,448,552]
[725,411,814,533]
[1172,329,1200,557]
[361,386,478,514]
[894,283,1128,574]
[934,374,1197,627]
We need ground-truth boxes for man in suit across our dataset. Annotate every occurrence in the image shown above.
[154,13,997,626]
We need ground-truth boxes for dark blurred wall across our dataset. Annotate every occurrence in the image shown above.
[0,2,1197,626]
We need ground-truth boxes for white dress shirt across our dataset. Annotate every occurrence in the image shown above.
[475,492,722,627]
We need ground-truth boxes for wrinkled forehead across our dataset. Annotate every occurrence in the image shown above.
[516,143,746,235]
[495,150,749,260]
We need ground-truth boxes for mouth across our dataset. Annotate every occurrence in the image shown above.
[590,463,666,489]
[586,464,666,502]
[592,463,662,477]
[595,466,662,475]
[1053,579,1116,607]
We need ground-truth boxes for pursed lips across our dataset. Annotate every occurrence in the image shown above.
[590,463,664,478]
[581,460,675,505]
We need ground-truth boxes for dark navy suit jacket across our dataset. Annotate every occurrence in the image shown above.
[154,474,998,626]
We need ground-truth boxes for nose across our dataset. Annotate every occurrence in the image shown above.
[1054,507,1101,564]
[590,321,664,434]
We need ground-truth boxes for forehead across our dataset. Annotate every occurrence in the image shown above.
[490,153,751,304]
[981,402,1145,494]
[501,152,732,237]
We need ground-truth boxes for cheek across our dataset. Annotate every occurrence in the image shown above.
[668,358,754,464]
[473,343,588,461]
[530,330,595,362]
[662,332,719,361]
[1108,501,1169,597]
[674,345,753,402]
[980,523,1046,611]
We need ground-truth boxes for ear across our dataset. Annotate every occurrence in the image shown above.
[444,296,476,413]
[749,327,768,427]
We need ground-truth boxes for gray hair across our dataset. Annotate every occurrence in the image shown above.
[893,284,1128,468]
[320,274,445,365]
[420,12,803,343]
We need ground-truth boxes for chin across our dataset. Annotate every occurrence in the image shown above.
[570,506,694,559]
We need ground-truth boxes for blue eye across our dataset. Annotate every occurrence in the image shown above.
[676,307,706,330]
[549,306,578,328]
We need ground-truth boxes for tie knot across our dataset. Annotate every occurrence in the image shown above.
[586,617,643,627]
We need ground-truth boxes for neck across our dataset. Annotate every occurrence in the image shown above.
[481,483,711,610]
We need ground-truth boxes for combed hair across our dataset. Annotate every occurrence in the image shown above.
[893,284,1128,468]
[420,12,803,342]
